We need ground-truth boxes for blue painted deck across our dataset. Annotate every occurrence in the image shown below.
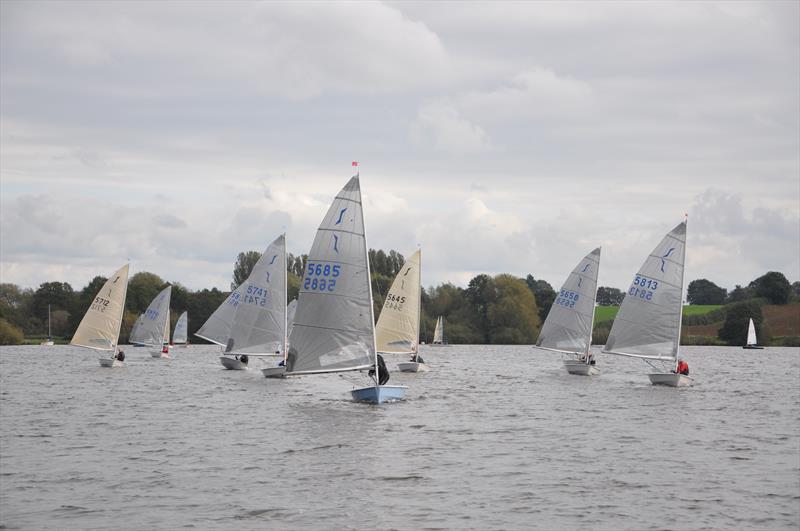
[350,385,408,404]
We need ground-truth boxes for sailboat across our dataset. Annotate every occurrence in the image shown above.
[431,315,448,346]
[743,318,764,349]
[262,298,296,378]
[71,264,130,367]
[137,286,172,358]
[285,174,407,404]
[129,314,146,346]
[535,248,601,376]
[375,250,427,373]
[197,234,287,371]
[603,220,693,387]
[173,311,188,347]
[40,304,54,346]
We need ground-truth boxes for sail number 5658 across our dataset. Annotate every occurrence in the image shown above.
[304,262,340,292]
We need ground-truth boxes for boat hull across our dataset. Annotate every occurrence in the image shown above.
[262,366,286,378]
[563,360,600,376]
[220,356,247,370]
[98,358,122,368]
[397,362,430,373]
[150,350,171,358]
[743,345,764,349]
[350,385,408,404]
[649,372,693,387]
[41,340,54,346]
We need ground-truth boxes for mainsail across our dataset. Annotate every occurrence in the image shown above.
[433,316,444,344]
[376,249,421,354]
[173,311,188,344]
[537,247,601,354]
[286,176,375,374]
[223,234,287,355]
[138,286,172,347]
[604,222,687,361]
[746,318,757,346]
[129,314,145,344]
[196,285,247,346]
[71,264,130,352]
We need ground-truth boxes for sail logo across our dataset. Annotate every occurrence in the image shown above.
[269,254,277,265]
[660,247,675,272]
[335,208,347,225]
[581,263,590,273]
[578,277,583,288]
[332,234,339,253]
[108,275,120,296]
[265,272,271,283]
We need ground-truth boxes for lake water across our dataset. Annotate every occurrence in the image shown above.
[1,345,798,530]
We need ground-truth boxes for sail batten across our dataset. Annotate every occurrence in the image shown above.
[536,248,601,355]
[604,222,687,362]
[286,176,375,374]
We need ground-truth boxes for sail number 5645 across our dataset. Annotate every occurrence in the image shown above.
[303,262,341,292]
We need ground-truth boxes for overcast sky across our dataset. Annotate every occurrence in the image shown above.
[1,1,798,295]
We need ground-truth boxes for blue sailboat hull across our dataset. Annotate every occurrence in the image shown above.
[350,385,407,404]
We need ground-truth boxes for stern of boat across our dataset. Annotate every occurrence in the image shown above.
[350,385,408,404]
[219,356,247,370]
[563,359,600,376]
[397,362,430,373]
[262,366,287,379]
[649,372,693,387]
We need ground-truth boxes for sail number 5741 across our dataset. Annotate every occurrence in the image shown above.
[303,262,341,292]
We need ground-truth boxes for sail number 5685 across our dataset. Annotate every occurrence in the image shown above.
[303,262,341,292]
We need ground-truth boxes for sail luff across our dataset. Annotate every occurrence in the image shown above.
[673,217,688,369]
[360,174,380,383]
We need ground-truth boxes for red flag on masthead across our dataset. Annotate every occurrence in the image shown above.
[352,161,359,167]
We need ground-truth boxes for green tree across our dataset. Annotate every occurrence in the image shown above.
[127,272,167,313]
[487,274,540,344]
[32,281,75,322]
[597,286,624,306]
[525,275,555,322]
[791,281,800,302]
[687,279,727,305]
[750,271,791,305]
[0,283,33,330]
[0,318,24,345]
[718,300,767,346]
[232,251,262,290]
[185,288,228,343]
[726,284,754,303]
[466,274,493,342]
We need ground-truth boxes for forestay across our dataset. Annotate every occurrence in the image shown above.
[604,222,687,361]
[71,264,130,351]
[224,234,287,355]
[376,249,421,354]
[536,247,601,354]
[173,311,188,344]
[287,176,374,374]
[138,286,172,347]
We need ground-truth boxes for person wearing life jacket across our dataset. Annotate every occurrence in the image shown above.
[676,359,689,375]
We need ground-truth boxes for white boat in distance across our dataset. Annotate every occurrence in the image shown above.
[71,264,130,367]
[430,315,449,346]
[285,174,407,404]
[743,318,764,349]
[603,220,693,387]
[172,311,188,347]
[535,248,601,376]
[40,304,54,346]
[137,286,172,358]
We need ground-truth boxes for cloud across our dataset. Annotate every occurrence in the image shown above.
[410,100,491,153]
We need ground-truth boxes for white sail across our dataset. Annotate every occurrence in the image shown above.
[376,249,421,354]
[604,222,687,361]
[173,311,188,344]
[138,286,172,347]
[196,285,248,346]
[537,247,601,354]
[286,176,375,374]
[223,234,287,355]
[433,316,444,344]
[129,314,146,344]
[746,318,757,346]
[287,299,298,337]
[71,264,130,351]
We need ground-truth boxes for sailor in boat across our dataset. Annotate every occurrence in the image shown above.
[369,354,390,385]
[235,354,249,365]
[116,350,125,362]
[675,359,689,375]
[410,353,425,364]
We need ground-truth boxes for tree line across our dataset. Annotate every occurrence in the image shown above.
[1,249,797,346]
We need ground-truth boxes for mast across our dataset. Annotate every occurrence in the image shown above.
[114,264,129,357]
[415,246,422,362]
[674,215,688,371]
[47,304,51,338]
[283,231,288,364]
[358,170,380,385]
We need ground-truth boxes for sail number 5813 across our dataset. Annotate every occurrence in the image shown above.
[303,262,341,292]
[628,275,658,300]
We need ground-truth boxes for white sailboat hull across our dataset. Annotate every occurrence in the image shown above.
[98,358,122,368]
[563,359,600,376]
[350,385,408,404]
[397,361,430,373]
[262,366,287,378]
[150,350,171,358]
[219,356,247,370]
[648,372,693,387]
